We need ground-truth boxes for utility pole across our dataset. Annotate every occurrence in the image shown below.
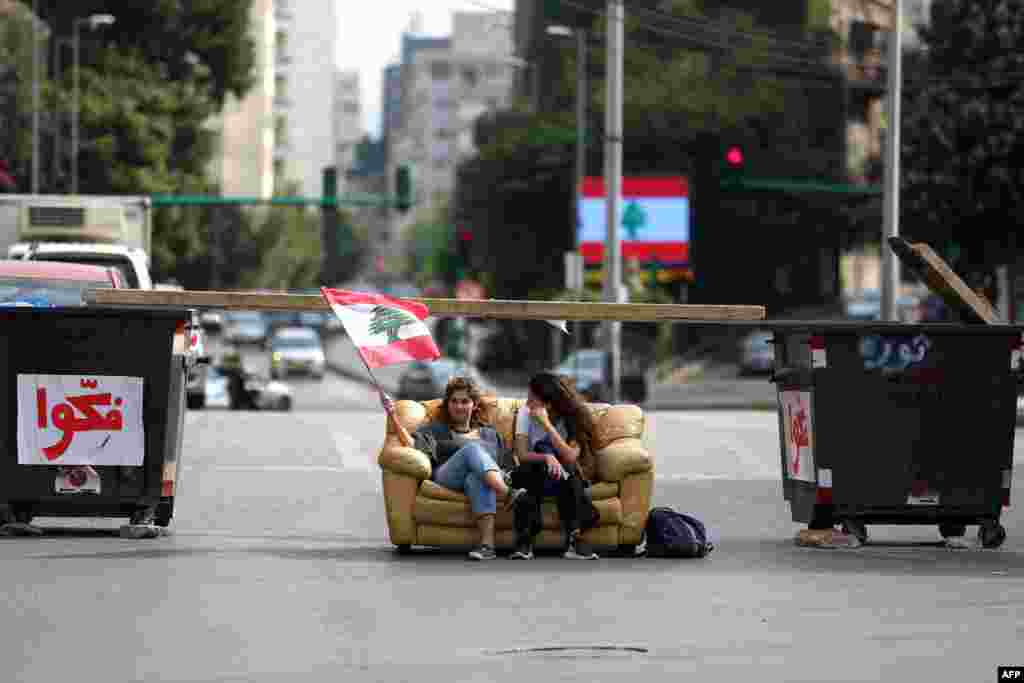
[573,28,587,372]
[881,0,903,321]
[603,0,624,403]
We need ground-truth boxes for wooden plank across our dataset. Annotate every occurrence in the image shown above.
[888,237,1002,324]
[83,288,766,322]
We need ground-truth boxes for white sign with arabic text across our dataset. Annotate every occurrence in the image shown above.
[779,390,816,484]
[17,374,145,466]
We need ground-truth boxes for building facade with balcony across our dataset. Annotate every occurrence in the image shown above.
[389,13,517,215]
[274,0,337,199]
[334,68,362,183]
[207,0,276,198]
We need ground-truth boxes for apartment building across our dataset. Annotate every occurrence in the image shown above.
[275,0,337,199]
[380,63,402,160]
[389,12,517,215]
[334,68,362,180]
[206,0,276,198]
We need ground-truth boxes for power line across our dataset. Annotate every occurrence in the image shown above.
[554,0,842,72]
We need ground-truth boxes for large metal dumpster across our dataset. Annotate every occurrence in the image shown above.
[769,321,1020,548]
[0,306,192,532]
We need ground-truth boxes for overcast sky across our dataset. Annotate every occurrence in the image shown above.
[336,0,515,139]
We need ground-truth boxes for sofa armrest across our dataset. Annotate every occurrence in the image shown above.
[595,437,652,482]
[378,444,432,481]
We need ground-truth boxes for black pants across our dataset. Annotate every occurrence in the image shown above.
[509,461,597,544]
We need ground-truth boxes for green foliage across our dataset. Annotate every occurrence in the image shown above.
[901,0,1024,260]
[4,1,256,279]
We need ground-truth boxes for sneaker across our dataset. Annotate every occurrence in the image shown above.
[503,487,527,512]
[564,532,598,560]
[509,542,534,560]
[468,544,497,561]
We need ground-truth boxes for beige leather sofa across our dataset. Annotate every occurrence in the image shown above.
[378,396,654,553]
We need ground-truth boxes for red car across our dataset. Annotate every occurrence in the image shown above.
[0,259,123,306]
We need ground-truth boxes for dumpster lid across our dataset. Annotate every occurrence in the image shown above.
[756,319,1024,335]
[888,237,1001,325]
[0,305,191,321]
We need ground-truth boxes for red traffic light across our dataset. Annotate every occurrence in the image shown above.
[457,228,473,242]
[725,146,744,167]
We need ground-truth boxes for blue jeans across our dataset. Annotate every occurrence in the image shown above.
[433,442,502,515]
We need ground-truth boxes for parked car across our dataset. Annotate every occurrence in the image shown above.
[268,326,326,379]
[224,310,269,346]
[397,358,482,401]
[554,348,649,405]
[199,310,224,332]
[843,289,921,323]
[0,259,123,306]
[738,329,774,376]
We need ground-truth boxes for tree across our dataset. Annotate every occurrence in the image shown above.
[8,0,255,278]
[901,0,1024,272]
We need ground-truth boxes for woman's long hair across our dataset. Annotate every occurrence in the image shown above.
[528,372,596,458]
[437,375,485,428]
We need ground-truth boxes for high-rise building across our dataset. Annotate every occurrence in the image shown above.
[380,63,402,159]
[206,0,276,198]
[389,12,517,214]
[334,68,362,180]
[275,0,337,199]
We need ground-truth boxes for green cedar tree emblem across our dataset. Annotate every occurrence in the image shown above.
[622,201,647,240]
[368,305,416,343]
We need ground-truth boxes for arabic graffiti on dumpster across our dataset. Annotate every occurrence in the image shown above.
[858,334,932,373]
[779,390,815,484]
[17,374,145,466]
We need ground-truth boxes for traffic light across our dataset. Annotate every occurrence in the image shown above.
[395,164,412,213]
[721,144,746,186]
[456,226,473,268]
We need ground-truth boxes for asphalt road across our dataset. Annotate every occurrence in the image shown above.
[2,405,1023,682]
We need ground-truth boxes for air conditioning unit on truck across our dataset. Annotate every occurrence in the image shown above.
[0,195,153,289]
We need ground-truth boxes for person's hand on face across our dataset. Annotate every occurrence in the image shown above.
[527,398,550,426]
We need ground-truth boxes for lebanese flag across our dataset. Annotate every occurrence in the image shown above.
[321,287,441,369]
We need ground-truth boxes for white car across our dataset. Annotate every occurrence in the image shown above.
[10,242,153,290]
[269,326,326,379]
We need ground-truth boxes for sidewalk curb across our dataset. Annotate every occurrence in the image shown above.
[326,359,398,395]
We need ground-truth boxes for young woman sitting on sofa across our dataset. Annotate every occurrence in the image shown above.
[507,372,600,561]
[383,376,525,561]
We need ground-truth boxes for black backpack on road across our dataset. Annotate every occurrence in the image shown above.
[644,507,714,558]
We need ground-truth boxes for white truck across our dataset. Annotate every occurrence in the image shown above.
[1,194,154,289]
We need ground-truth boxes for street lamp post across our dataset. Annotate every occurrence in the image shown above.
[547,24,588,371]
[72,13,115,195]
[52,38,72,192]
[31,0,40,194]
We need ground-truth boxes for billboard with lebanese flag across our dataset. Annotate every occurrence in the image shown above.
[578,176,689,267]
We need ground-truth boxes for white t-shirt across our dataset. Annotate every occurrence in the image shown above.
[514,405,568,451]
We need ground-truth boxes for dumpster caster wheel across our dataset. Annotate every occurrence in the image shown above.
[395,544,412,555]
[841,519,868,545]
[938,523,967,539]
[978,521,1007,549]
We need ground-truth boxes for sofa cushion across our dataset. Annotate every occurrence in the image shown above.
[418,479,619,503]
[412,494,623,529]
